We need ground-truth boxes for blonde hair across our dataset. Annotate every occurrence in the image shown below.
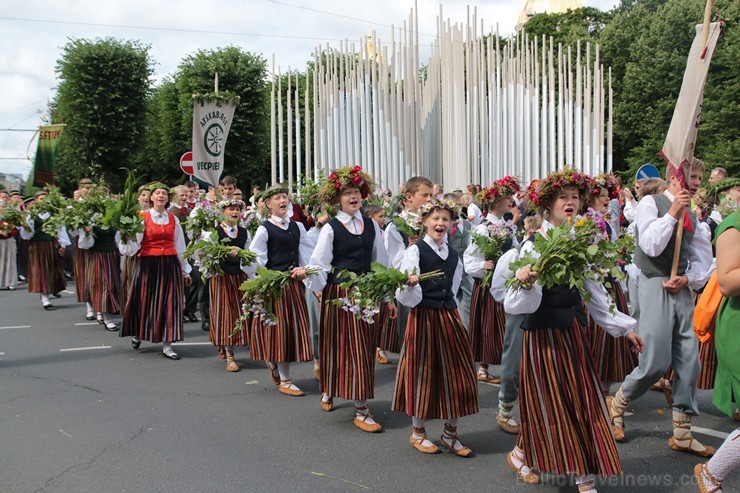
[640,178,667,198]
[524,214,543,235]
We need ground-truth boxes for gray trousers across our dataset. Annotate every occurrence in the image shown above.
[305,289,320,360]
[456,273,474,330]
[620,274,700,415]
[627,276,640,320]
[498,314,524,404]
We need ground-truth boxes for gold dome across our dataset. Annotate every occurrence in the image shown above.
[517,0,584,29]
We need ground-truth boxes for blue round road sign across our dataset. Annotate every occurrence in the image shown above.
[636,164,661,181]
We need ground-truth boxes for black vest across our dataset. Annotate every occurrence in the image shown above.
[417,240,458,310]
[90,226,117,252]
[216,225,249,276]
[263,220,300,272]
[32,217,54,242]
[520,284,587,331]
[327,216,375,284]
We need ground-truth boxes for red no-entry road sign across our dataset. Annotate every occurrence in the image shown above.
[180,151,194,175]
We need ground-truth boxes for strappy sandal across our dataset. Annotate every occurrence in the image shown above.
[668,419,716,457]
[694,463,722,493]
[577,478,597,492]
[320,395,333,412]
[606,396,625,442]
[440,424,472,457]
[409,427,440,454]
[506,451,539,484]
[278,379,304,397]
[217,346,226,360]
[477,369,500,384]
[376,349,391,364]
[353,406,382,433]
[225,355,240,372]
[313,360,320,381]
[266,362,280,385]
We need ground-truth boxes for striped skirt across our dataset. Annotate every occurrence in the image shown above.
[375,301,400,352]
[251,278,311,362]
[209,272,249,347]
[73,245,88,302]
[392,306,479,420]
[0,237,18,288]
[121,255,184,343]
[320,283,376,400]
[468,278,506,365]
[588,282,637,383]
[697,338,717,390]
[28,240,66,294]
[121,255,139,309]
[84,250,122,314]
[519,321,622,477]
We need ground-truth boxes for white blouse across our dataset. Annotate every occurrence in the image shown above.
[19,212,71,247]
[462,214,518,280]
[395,235,463,308]
[384,210,420,269]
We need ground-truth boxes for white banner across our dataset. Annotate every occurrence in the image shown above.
[192,97,237,186]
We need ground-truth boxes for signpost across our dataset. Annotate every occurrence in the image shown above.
[635,163,661,181]
[180,151,194,176]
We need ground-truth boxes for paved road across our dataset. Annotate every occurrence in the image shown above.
[0,282,737,493]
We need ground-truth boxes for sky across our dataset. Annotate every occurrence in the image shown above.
[0,0,619,184]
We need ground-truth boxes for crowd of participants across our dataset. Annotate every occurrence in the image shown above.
[0,163,738,493]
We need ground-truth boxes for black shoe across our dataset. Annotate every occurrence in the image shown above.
[52,292,62,298]
[187,313,200,323]
[104,322,118,332]
[18,275,26,282]
[201,321,210,332]
[43,303,55,311]
[162,349,181,360]
[86,312,95,321]
[97,315,105,325]
[132,338,141,350]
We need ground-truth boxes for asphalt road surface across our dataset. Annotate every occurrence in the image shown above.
[1,282,737,493]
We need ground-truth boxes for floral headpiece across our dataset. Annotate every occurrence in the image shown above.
[319,165,374,203]
[217,198,246,210]
[713,177,740,194]
[147,182,170,194]
[475,176,521,207]
[419,199,460,220]
[592,173,621,200]
[261,187,290,201]
[526,168,593,212]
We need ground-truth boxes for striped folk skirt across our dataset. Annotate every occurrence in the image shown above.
[209,272,249,347]
[251,278,312,362]
[121,255,139,309]
[320,283,376,400]
[84,250,122,314]
[519,321,622,477]
[0,237,18,288]
[588,282,637,383]
[376,301,400,353]
[73,245,88,302]
[468,278,506,365]
[28,240,66,295]
[392,306,479,420]
[121,255,184,343]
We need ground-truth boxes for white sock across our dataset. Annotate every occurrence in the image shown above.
[510,446,534,477]
[163,343,174,354]
[321,393,332,402]
[103,313,112,324]
[277,363,299,390]
[355,400,377,425]
[41,294,50,305]
[86,302,94,313]
[411,417,434,447]
[443,419,466,451]
[706,428,740,484]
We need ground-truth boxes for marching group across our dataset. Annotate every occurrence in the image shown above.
[0,163,738,493]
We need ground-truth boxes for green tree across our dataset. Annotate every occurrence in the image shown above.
[53,38,153,192]
[522,7,612,47]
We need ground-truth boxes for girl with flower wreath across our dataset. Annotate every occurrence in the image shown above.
[393,199,479,457]
[463,176,520,386]
[248,186,315,396]
[585,174,638,395]
[119,183,193,360]
[504,169,644,493]
[306,165,393,433]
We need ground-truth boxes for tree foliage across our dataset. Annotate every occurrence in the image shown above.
[53,38,153,193]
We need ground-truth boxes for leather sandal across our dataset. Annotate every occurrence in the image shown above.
[320,395,333,412]
[278,379,305,397]
[440,424,472,457]
[410,427,440,454]
[694,463,722,493]
[496,414,520,434]
[506,451,539,484]
[577,479,597,492]
[376,349,391,365]
[266,362,280,385]
[225,356,240,372]
[217,346,226,360]
[668,436,716,457]
[353,406,382,433]
[477,370,500,384]
[313,360,320,381]
[607,396,625,442]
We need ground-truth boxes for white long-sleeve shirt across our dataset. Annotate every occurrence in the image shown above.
[467,202,483,227]
[19,212,71,247]
[634,191,712,291]
[463,214,518,280]
[306,210,388,292]
[247,215,313,279]
[503,220,637,337]
[117,210,191,275]
[384,210,420,269]
[395,235,463,308]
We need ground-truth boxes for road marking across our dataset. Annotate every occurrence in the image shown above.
[62,290,75,294]
[692,426,730,440]
[0,352,5,355]
[172,342,211,346]
[59,346,111,352]
[0,325,30,330]
[74,322,100,326]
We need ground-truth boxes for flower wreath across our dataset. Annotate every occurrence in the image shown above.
[260,187,290,201]
[419,199,460,220]
[592,173,621,200]
[147,182,170,194]
[526,168,593,212]
[318,165,375,203]
[475,176,521,207]
[217,198,246,210]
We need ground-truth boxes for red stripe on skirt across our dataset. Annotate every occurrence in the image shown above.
[209,272,250,346]
[121,255,184,343]
[376,301,400,352]
[588,282,637,383]
[74,246,89,302]
[28,240,66,294]
[121,255,139,309]
[84,250,122,314]
[320,283,376,400]
[468,278,505,365]
[519,320,622,477]
[392,306,478,419]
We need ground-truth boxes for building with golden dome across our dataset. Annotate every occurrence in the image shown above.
[517,0,584,29]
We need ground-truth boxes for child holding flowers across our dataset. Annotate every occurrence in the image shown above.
[503,169,644,492]
[463,176,520,384]
[306,165,392,433]
[247,186,315,396]
[393,199,478,457]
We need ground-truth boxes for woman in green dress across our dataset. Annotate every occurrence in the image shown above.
[695,210,739,493]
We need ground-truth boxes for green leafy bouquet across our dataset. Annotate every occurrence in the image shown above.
[0,203,25,231]
[184,200,222,241]
[241,208,264,238]
[237,266,320,328]
[184,233,256,281]
[65,186,111,235]
[297,170,325,220]
[392,212,422,237]
[331,263,443,323]
[471,221,518,287]
[506,216,626,309]
[102,171,145,242]
[25,186,68,236]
